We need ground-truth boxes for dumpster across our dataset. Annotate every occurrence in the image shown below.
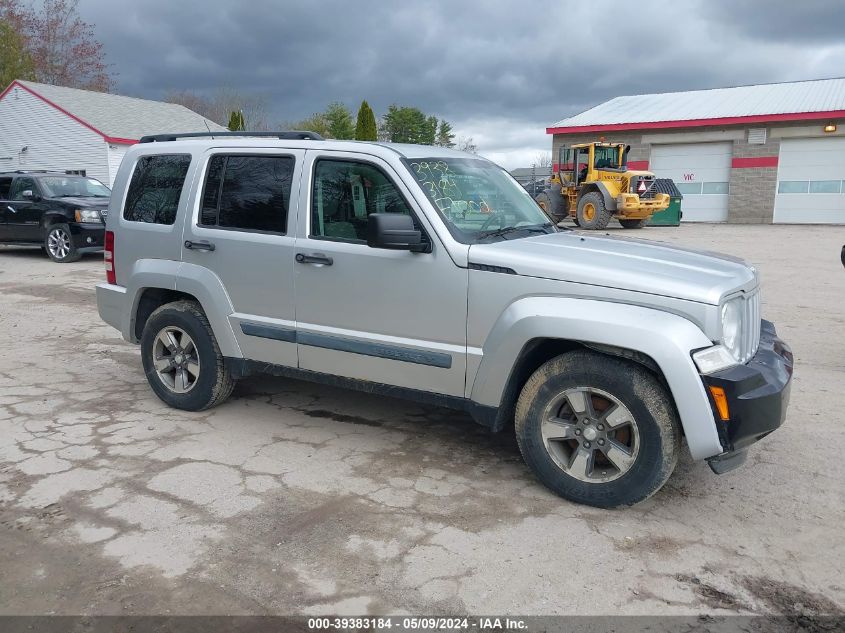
[647,179,683,226]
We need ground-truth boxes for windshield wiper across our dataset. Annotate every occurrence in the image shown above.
[477,222,556,240]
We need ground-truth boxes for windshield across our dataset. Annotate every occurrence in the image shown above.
[40,176,111,198]
[594,146,621,169]
[406,158,558,243]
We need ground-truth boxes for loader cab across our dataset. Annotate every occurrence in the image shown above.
[557,143,628,186]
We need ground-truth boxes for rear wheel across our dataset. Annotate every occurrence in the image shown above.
[515,351,681,508]
[534,190,566,223]
[619,219,647,229]
[576,192,612,230]
[140,300,235,411]
[44,224,80,262]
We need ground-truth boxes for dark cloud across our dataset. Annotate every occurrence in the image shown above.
[77,0,845,167]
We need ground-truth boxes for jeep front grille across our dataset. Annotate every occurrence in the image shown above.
[631,176,657,199]
[741,288,761,363]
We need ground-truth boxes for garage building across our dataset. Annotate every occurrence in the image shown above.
[0,80,225,186]
[547,77,845,224]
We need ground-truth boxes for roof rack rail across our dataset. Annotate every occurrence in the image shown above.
[138,131,324,143]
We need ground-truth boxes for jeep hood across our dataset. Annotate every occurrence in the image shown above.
[467,231,757,305]
[50,196,109,208]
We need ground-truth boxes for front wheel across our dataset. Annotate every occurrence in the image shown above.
[576,192,612,230]
[44,224,81,262]
[140,300,235,411]
[619,219,647,229]
[515,351,681,508]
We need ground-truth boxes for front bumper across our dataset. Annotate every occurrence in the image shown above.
[69,222,105,252]
[615,192,671,217]
[703,319,793,473]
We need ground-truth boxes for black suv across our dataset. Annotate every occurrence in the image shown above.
[0,171,110,262]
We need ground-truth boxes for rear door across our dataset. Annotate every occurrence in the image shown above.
[180,148,304,367]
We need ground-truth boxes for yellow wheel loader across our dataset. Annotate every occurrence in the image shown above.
[535,142,670,229]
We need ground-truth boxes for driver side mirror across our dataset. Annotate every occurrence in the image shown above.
[21,189,38,200]
[368,213,425,252]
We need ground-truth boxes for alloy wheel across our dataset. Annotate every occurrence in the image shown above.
[47,228,71,259]
[540,387,640,483]
[152,326,200,394]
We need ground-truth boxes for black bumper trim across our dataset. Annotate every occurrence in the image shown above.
[68,223,105,249]
[703,319,793,455]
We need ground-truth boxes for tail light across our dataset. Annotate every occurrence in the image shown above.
[104,230,115,284]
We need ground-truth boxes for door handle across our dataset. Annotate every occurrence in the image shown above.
[7,206,16,213]
[184,240,215,251]
[295,252,333,266]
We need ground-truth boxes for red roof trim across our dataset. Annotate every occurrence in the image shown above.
[546,110,845,135]
[0,80,139,144]
[731,156,778,168]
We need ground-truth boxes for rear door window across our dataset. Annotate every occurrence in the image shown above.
[200,155,293,233]
[123,154,191,225]
[0,177,12,199]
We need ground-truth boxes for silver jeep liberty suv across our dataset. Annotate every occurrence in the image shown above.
[96,131,792,508]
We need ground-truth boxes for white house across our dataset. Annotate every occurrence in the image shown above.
[0,80,226,186]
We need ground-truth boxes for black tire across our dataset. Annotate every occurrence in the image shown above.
[576,191,613,230]
[44,224,81,262]
[534,190,567,223]
[515,350,681,508]
[140,300,235,411]
[619,219,647,229]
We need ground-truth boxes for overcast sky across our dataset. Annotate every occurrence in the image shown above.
[78,0,845,169]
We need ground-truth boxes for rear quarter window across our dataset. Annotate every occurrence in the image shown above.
[123,154,191,225]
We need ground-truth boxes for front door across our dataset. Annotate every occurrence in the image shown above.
[7,176,45,241]
[293,151,468,397]
[180,149,304,367]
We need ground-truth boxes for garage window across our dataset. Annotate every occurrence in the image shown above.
[778,181,809,194]
[676,182,702,195]
[702,182,729,195]
[808,180,842,194]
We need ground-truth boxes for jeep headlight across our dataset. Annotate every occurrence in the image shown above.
[692,297,743,375]
[720,297,742,360]
[75,208,102,223]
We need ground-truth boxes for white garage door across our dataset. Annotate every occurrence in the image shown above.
[774,137,845,224]
[650,143,732,222]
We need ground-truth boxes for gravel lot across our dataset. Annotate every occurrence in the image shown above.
[0,224,843,617]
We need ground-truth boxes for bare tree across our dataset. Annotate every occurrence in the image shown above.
[1,0,114,91]
[165,88,270,130]
[534,151,552,169]
[457,136,478,154]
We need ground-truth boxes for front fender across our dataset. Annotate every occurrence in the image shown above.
[579,182,616,211]
[470,297,723,460]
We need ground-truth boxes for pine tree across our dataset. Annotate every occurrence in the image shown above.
[436,120,455,148]
[355,100,378,141]
[227,110,245,131]
[325,102,355,139]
